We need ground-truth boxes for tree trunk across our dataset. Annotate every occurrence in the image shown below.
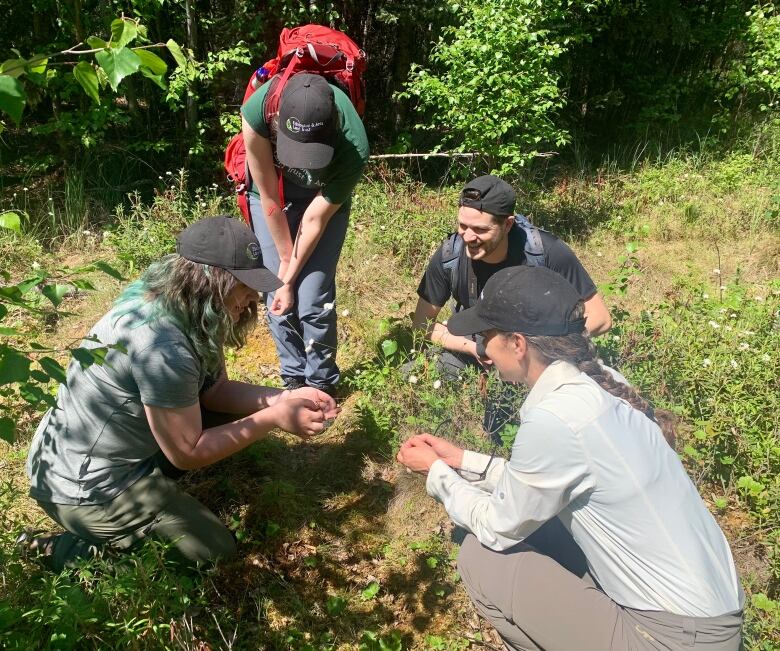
[184,0,199,145]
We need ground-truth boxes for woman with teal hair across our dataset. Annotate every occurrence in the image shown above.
[23,216,339,570]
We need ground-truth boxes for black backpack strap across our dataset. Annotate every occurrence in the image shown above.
[440,233,471,310]
[513,214,546,267]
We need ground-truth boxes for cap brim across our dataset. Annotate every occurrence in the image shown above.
[228,267,283,293]
[276,129,334,169]
[447,304,495,337]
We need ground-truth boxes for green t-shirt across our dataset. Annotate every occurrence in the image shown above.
[241,81,369,205]
[26,302,206,505]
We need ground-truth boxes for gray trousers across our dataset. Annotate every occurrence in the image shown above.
[457,520,743,651]
[37,466,236,571]
[249,181,350,388]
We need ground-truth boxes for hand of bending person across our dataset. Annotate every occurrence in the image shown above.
[271,398,333,438]
[397,436,445,473]
[410,434,465,467]
[284,386,339,420]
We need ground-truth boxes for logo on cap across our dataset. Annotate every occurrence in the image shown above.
[286,117,325,133]
[246,242,260,260]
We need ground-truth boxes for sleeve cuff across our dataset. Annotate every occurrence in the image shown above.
[461,450,495,473]
[425,458,461,501]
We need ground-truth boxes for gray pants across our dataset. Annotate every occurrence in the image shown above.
[249,181,350,388]
[458,520,743,651]
[37,466,236,571]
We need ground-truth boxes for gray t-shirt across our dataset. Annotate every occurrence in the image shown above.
[26,302,206,505]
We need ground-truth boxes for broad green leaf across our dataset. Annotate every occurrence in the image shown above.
[92,260,125,280]
[0,58,26,78]
[86,37,107,50]
[71,279,96,291]
[360,581,380,601]
[133,49,167,75]
[39,356,66,384]
[26,55,48,74]
[0,326,22,336]
[41,284,71,307]
[0,416,14,443]
[381,339,398,358]
[73,62,100,104]
[139,67,167,90]
[29,369,49,383]
[19,383,46,405]
[0,75,26,124]
[0,211,21,233]
[95,47,141,92]
[0,346,31,384]
[17,274,46,294]
[166,39,187,68]
[110,18,138,49]
[0,304,7,320]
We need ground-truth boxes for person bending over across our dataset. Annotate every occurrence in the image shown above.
[399,266,743,651]
[24,217,338,570]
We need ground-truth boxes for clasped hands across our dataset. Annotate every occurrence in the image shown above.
[273,386,340,438]
[396,434,465,474]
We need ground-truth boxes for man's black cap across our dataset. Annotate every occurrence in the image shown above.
[176,216,283,292]
[277,74,337,170]
[447,266,586,337]
[459,175,516,217]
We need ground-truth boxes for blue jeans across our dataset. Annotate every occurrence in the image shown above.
[248,181,349,388]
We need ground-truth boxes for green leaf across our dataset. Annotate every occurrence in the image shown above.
[29,369,49,383]
[73,62,100,105]
[325,595,347,617]
[91,260,125,281]
[110,18,139,49]
[139,67,167,90]
[71,279,96,291]
[360,581,380,601]
[0,211,21,233]
[0,326,23,336]
[0,416,14,443]
[19,383,47,405]
[381,339,398,358]
[26,55,48,75]
[0,304,8,320]
[426,556,439,568]
[17,274,46,295]
[86,36,108,50]
[166,39,187,68]
[39,357,66,384]
[40,284,71,307]
[0,75,26,124]
[95,47,141,92]
[0,58,26,78]
[0,346,31,384]
[752,593,778,612]
[133,49,167,75]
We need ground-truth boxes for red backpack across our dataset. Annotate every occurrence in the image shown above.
[224,24,367,224]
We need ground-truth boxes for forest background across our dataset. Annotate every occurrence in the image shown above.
[0,1,779,650]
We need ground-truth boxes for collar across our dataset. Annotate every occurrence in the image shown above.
[519,360,582,420]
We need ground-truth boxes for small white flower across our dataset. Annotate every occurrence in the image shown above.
[31,261,41,270]
[708,320,720,329]
[48,211,54,216]
[702,293,709,299]
[408,375,418,384]
[719,307,727,313]
[725,325,733,331]
[720,285,727,291]
[166,171,172,175]
[755,296,765,302]
[738,342,750,351]
[712,268,721,275]
[702,358,712,367]
[48,197,53,202]
[356,369,362,375]
[433,379,442,390]
[23,187,29,191]
[761,353,771,362]
[308,338,314,346]
[84,230,92,236]
[380,225,386,231]
[730,359,739,369]
[730,313,737,319]
[305,344,313,353]
[323,302,334,310]
[341,309,350,317]
[596,251,603,257]
[612,334,620,341]
[158,176,163,180]
[12,192,17,198]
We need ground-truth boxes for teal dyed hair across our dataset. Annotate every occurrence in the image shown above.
[114,254,258,375]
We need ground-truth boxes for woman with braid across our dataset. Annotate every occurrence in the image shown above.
[397,266,743,650]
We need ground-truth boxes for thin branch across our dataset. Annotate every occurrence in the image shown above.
[369,152,478,160]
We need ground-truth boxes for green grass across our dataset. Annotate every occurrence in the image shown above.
[1,148,779,649]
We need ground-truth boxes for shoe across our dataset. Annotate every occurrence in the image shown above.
[282,376,306,390]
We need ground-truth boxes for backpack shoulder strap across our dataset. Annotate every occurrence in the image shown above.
[513,214,546,267]
[440,233,471,309]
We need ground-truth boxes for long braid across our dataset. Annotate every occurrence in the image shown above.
[520,305,677,448]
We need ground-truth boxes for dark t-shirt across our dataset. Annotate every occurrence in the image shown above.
[417,228,598,308]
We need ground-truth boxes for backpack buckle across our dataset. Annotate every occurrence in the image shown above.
[346,58,354,72]
[295,46,304,58]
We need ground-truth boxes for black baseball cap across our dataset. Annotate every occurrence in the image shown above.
[447,266,586,337]
[277,74,337,170]
[459,175,516,217]
[176,216,283,292]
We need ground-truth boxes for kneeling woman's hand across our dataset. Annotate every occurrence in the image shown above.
[271,397,335,438]
[284,387,339,420]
